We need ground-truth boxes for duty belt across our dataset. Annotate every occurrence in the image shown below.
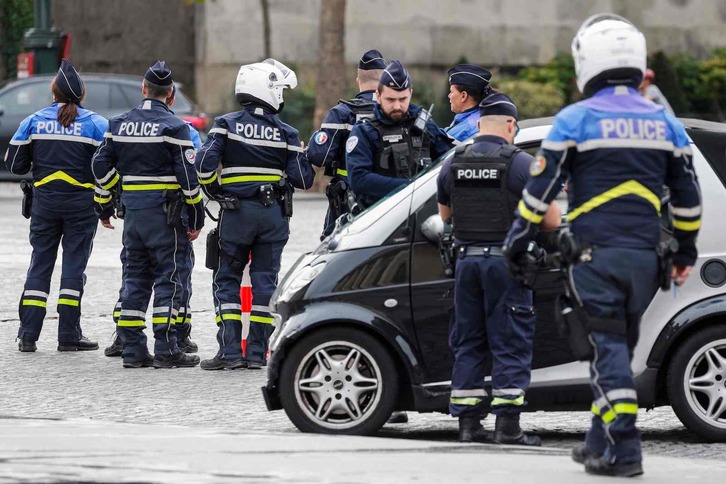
[458,245,504,257]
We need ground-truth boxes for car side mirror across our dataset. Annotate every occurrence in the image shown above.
[420,214,444,245]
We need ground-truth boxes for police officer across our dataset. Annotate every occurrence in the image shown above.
[346,60,453,207]
[93,61,204,369]
[308,49,387,238]
[504,14,701,476]
[445,64,493,142]
[5,60,106,352]
[196,59,314,371]
[437,93,560,445]
[104,85,201,357]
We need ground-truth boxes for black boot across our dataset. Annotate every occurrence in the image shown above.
[585,457,643,477]
[153,352,200,369]
[572,443,602,464]
[18,339,37,352]
[387,411,409,424]
[200,355,244,370]
[177,336,198,353]
[458,416,492,443]
[493,414,541,446]
[58,336,99,351]
[104,333,123,357]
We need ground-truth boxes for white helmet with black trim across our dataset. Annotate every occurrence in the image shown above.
[235,59,297,113]
[571,13,647,96]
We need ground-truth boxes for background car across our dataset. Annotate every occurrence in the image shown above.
[0,73,209,181]
[262,117,726,441]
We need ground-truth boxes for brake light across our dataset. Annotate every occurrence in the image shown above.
[183,115,209,131]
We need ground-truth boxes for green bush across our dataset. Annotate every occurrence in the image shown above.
[671,49,726,120]
[1,0,34,79]
[495,79,566,119]
[519,52,577,104]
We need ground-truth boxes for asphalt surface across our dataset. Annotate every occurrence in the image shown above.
[0,184,725,473]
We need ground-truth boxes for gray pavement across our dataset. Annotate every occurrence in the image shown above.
[1,185,725,482]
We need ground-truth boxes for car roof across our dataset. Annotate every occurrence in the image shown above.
[519,116,726,133]
[0,73,186,90]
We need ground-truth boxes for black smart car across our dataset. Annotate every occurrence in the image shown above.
[263,117,726,441]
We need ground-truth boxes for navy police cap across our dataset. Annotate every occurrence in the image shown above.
[479,92,518,120]
[144,60,173,86]
[358,49,387,70]
[380,60,411,91]
[448,64,492,91]
[55,59,84,103]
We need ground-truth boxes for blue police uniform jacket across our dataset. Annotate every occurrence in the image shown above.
[307,90,376,179]
[92,98,204,229]
[5,103,108,212]
[445,107,480,142]
[186,122,202,150]
[508,86,701,265]
[196,105,314,198]
[346,103,454,202]
[437,134,530,243]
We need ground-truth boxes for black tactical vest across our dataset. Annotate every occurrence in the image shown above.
[367,117,431,180]
[328,98,376,176]
[448,143,520,242]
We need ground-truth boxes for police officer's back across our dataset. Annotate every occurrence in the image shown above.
[308,49,386,238]
[93,61,204,369]
[5,60,107,352]
[196,59,314,370]
[445,64,492,142]
[346,60,454,207]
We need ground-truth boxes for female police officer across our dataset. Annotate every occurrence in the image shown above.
[5,59,108,352]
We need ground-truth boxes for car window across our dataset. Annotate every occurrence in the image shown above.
[110,83,134,109]
[119,84,142,107]
[688,128,726,188]
[0,82,51,115]
[172,90,193,112]
[83,81,111,111]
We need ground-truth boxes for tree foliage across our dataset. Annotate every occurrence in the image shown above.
[0,0,34,79]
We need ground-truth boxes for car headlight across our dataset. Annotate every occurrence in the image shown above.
[277,262,327,303]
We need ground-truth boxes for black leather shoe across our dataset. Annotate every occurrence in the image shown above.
[387,411,409,424]
[58,336,99,352]
[18,339,37,352]
[123,353,154,368]
[458,416,493,443]
[200,355,244,370]
[572,443,602,464]
[104,333,123,357]
[246,359,264,370]
[492,414,541,446]
[585,457,643,477]
[177,336,198,353]
[153,352,200,369]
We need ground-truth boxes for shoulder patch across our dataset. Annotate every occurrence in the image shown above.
[314,131,328,145]
[346,136,359,153]
[529,155,546,177]
[184,148,196,164]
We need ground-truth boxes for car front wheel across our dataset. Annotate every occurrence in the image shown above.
[667,324,726,441]
[279,327,399,435]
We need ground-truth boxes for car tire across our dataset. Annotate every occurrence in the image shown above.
[279,327,399,435]
[666,324,726,442]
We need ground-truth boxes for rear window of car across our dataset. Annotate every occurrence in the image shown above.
[688,128,726,188]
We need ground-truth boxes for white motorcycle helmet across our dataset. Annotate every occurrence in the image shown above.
[235,59,297,113]
[571,13,647,96]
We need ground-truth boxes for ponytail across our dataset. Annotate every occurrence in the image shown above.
[51,80,84,128]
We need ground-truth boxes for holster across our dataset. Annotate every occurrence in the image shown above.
[205,227,220,270]
[277,179,294,218]
[555,294,594,361]
[163,189,183,226]
[656,237,679,291]
[114,187,125,220]
[20,180,33,219]
[325,179,349,221]
[438,223,455,278]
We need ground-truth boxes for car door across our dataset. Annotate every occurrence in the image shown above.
[409,140,576,385]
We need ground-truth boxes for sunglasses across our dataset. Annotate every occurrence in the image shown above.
[507,119,520,137]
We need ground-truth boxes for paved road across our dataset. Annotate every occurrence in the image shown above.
[1,185,724,464]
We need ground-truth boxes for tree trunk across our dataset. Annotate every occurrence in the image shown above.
[260,0,271,58]
[313,0,346,190]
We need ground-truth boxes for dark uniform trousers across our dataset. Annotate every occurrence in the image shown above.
[18,202,97,343]
[214,199,287,363]
[117,206,186,358]
[449,251,536,418]
[574,247,659,465]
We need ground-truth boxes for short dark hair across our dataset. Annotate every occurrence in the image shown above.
[452,83,492,105]
[143,79,173,100]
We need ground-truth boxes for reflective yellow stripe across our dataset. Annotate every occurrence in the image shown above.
[673,219,701,231]
[101,173,120,190]
[566,180,660,222]
[117,319,145,327]
[450,397,483,406]
[517,200,544,224]
[34,170,94,189]
[57,298,79,307]
[152,316,172,324]
[122,183,181,191]
[94,195,112,204]
[199,172,218,185]
[491,396,525,406]
[221,175,281,184]
[599,403,639,423]
[22,299,46,307]
[185,193,203,204]
[336,168,348,176]
[113,311,121,318]
[176,315,193,323]
[221,313,242,321]
[591,403,601,416]
[250,315,274,324]
[215,315,222,323]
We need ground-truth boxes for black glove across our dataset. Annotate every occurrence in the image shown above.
[186,202,205,231]
[95,202,115,221]
[504,241,546,289]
